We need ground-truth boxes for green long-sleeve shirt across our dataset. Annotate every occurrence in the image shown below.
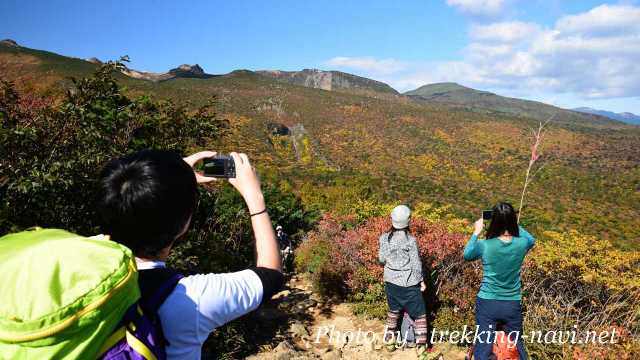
[463,226,535,300]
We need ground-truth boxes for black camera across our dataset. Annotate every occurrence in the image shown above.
[203,155,236,178]
[482,210,493,220]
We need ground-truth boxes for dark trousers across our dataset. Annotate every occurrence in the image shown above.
[474,297,528,360]
[384,282,426,319]
[384,282,427,345]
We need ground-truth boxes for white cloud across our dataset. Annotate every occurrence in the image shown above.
[470,21,541,43]
[324,56,406,75]
[446,0,506,16]
[555,4,640,36]
[324,4,640,102]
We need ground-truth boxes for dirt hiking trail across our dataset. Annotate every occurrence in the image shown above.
[248,274,468,360]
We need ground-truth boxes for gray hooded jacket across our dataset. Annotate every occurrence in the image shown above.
[378,231,423,287]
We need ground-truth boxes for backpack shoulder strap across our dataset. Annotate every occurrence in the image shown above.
[138,268,184,314]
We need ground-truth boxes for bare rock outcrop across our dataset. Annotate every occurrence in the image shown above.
[0,39,18,47]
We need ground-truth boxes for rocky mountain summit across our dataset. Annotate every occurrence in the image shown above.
[169,64,208,78]
[257,69,399,96]
[118,63,214,82]
[0,39,18,47]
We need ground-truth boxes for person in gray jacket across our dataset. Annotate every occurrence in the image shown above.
[379,205,428,357]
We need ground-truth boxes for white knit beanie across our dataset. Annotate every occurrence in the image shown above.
[391,205,411,229]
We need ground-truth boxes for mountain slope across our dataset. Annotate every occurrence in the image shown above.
[2,41,640,249]
[257,69,399,97]
[404,82,487,97]
[404,82,618,126]
[573,107,640,125]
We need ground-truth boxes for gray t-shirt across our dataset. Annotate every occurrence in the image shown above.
[378,231,423,287]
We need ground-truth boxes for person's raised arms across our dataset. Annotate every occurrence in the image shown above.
[463,218,485,261]
[519,225,536,250]
[228,152,282,272]
[183,151,219,183]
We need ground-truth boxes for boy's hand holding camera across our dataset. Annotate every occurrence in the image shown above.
[183,151,219,184]
[183,150,280,271]
[228,152,266,214]
[183,151,265,214]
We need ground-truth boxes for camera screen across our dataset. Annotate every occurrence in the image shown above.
[205,159,226,175]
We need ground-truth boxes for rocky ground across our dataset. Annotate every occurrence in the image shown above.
[247,274,468,360]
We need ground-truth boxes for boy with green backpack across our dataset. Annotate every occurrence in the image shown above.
[0,149,284,359]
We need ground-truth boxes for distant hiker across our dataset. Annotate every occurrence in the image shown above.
[378,205,429,359]
[276,225,290,251]
[464,202,535,360]
[276,225,292,272]
[97,149,284,360]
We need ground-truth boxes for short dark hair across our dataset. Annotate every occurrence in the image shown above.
[97,149,198,257]
[485,202,520,239]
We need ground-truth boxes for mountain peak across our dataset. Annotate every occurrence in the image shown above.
[119,63,213,82]
[169,64,206,77]
[428,82,465,88]
[404,82,476,96]
[0,39,18,47]
[86,57,103,65]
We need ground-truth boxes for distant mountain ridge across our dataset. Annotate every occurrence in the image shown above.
[573,107,640,125]
[0,39,624,127]
[256,69,399,96]
[2,40,640,249]
[403,82,617,125]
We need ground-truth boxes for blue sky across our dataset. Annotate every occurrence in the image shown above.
[1,0,639,113]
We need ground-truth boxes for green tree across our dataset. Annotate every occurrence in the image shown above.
[0,59,221,234]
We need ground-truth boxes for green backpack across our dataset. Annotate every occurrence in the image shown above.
[0,228,140,359]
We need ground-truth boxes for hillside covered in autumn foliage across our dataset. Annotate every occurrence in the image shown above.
[2,42,639,251]
[2,42,640,359]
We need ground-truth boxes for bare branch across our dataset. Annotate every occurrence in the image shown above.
[518,113,556,222]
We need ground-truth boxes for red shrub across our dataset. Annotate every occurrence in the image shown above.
[298,214,480,310]
[296,213,640,358]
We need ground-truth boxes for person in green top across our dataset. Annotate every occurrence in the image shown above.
[464,202,535,360]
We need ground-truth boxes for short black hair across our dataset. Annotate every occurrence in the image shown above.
[485,202,520,239]
[97,149,198,258]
